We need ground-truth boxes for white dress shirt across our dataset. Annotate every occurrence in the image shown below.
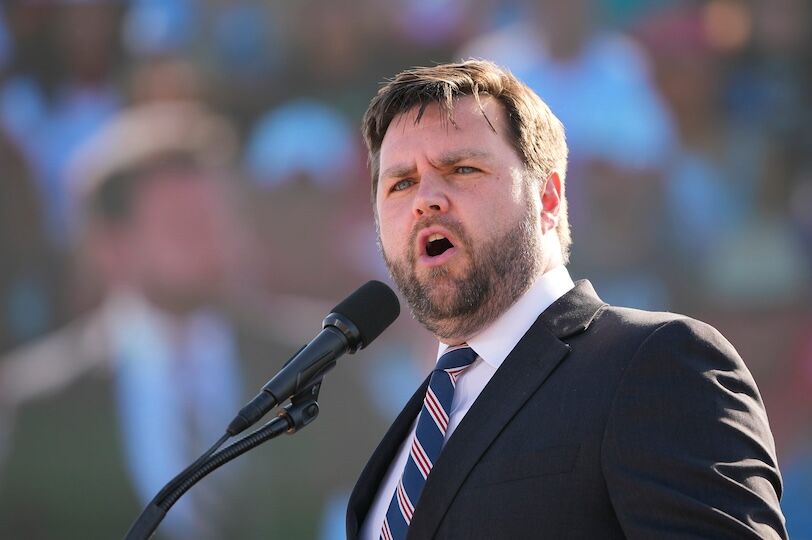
[360,265,575,540]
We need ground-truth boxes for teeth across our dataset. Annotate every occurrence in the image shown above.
[427,233,446,242]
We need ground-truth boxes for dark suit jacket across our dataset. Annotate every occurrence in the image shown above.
[347,281,787,539]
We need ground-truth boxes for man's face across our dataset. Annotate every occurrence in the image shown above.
[126,169,234,312]
[375,96,544,343]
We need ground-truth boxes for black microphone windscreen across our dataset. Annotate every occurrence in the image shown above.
[330,280,400,347]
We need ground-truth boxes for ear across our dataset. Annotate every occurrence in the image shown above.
[539,171,562,234]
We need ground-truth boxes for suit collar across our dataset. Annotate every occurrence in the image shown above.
[346,280,606,539]
[540,279,606,339]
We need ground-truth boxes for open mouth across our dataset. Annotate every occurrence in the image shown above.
[426,233,455,257]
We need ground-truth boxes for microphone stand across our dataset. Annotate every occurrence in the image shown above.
[124,376,325,540]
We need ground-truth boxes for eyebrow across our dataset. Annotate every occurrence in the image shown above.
[380,149,491,180]
[380,163,416,181]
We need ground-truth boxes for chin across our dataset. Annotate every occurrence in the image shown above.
[421,276,459,300]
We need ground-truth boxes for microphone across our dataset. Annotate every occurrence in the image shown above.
[227,280,400,436]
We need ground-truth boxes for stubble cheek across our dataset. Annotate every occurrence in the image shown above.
[381,200,420,256]
[377,219,410,274]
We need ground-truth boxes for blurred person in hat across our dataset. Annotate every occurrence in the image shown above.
[0,101,296,539]
[0,96,405,539]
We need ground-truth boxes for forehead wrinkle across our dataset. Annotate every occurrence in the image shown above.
[379,99,501,182]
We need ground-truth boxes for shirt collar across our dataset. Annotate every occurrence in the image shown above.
[436,265,575,368]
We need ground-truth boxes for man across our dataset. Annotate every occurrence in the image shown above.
[0,102,296,539]
[346,60,787,539]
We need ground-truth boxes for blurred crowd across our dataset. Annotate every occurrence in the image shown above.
[0,0,809,538]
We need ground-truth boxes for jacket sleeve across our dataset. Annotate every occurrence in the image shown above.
[601,318,787,539]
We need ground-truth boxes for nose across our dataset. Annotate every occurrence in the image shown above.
[412,173,449,217]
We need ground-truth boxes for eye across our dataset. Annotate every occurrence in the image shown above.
[390,179,415,192]
[455,166,479,174]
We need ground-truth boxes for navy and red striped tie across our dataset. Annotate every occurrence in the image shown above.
[380,345,478,540]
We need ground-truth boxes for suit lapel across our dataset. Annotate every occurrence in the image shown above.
[405,320,568,538]
[346,375,430,538]
[406,280,606,539]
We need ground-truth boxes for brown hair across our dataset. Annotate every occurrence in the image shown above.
[362,59,571,261]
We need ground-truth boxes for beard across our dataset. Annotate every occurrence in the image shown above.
[381,200,542,342]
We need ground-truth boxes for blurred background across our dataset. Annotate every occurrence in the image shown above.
[0,0,809,538]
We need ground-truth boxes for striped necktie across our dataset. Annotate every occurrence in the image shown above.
[380,346,478,540]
